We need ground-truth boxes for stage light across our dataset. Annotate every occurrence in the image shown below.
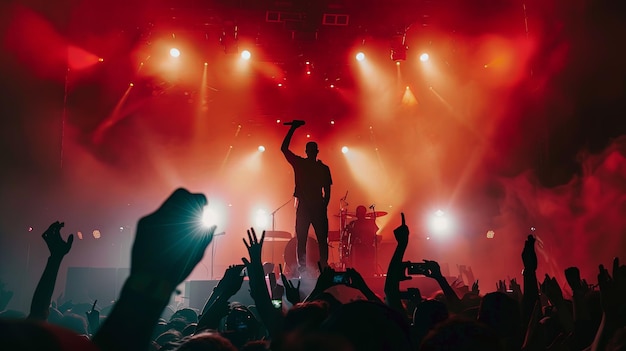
[341,146,349,154]
[254,209,270,229]
[28,226,33,232]
[92,229,101,239]
[330,84,335,88]
[204,62,208,66]
[419,53,429,62]
[486,230,495,239]
[330,120,335,125]
[241,50,251,60]
[202,208,217,228]
[277,83,283,87]
[77,231,83,240]
[276,119,281,124]
[129,82,134,87]
[169,48,181,58]
[356,52,365,61]
[428,210,451,236]
[306,71,311,75]
[98,58,104,62]
[258,145,266,152]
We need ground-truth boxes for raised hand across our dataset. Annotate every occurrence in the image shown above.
[346,268,367,289]
[393,213,409,246]
[242,228,265,265]
[597,257,626,313]
[497,279,507,293]
[509,278,523,301]
[215,265,245,297]
[42,221,74,258]
[422,260,443,279]
[522,235,537,272]
[471,280,480,295]
[86,301,100,335]
[130,188,215,287]
[280,264,301,305]
[541,274,564,304]
[564,266,586,295]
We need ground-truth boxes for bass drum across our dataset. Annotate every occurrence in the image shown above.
[283,237,320,278]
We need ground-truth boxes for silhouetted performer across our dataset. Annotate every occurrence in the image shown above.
[347,205,378,277]
[281,120,332,274]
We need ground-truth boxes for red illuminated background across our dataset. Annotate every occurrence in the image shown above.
[1,0,625,306]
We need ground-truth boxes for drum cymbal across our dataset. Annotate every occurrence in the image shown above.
[263,231,292,241]
[334,212,357,219]
[365,211,388,218]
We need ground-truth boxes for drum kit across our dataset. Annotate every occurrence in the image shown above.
[261,196,388,277]
[332,208,387,270]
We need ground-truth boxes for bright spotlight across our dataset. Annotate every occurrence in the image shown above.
[419,53,429,62]
[341,146,349,154]
[258,145,266,152]
[92,229,101,239]
[241,50,251,60]
[428,210,451,236]
[202,208,217,228]
[169,48,181,58]
[356,52,365,61]
[486,230,495,239]
[254,209,270,229]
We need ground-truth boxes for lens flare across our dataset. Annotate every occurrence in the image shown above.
[169,48,181,58]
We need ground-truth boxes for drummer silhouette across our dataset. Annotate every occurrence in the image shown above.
[346,205,378,277]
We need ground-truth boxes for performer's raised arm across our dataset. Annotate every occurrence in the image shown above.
[281,120,305,155]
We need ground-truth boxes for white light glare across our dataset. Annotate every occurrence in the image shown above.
[254,209,270,229]
[258,145,266,152]
[241,50,251,60]
[429,209,451,235]
[419,53,429,62]
[170,48,181,58]
[341,146,349,154]
[202,208,217,228]
[355,52,365,61]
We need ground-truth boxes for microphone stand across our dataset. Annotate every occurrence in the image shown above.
[269,198,293,265]
[339,191,349,270]
[271,198,293,232]
[211,232,226,280]
[370,205,380,276]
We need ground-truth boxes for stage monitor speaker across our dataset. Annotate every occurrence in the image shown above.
[65,267,130,304]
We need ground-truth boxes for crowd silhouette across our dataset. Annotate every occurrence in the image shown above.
[1,187,625,351]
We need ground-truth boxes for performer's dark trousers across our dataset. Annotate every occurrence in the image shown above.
[295,200,328,269]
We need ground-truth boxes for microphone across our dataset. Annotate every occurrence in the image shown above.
[283,120,305,126]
